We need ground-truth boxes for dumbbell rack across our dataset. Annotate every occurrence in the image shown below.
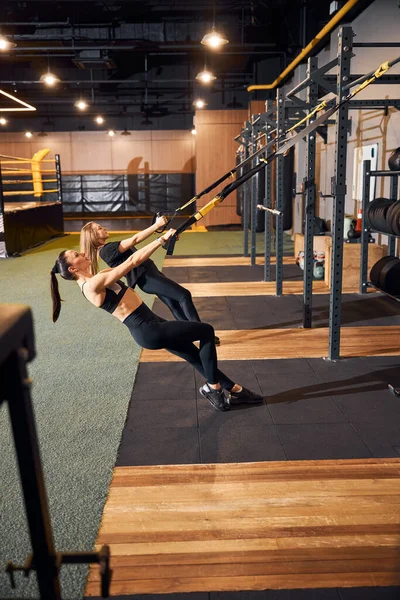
[360,158,400,298]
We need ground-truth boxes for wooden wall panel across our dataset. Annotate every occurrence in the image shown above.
[0,131,195,175]
[249,100,267,117]
[151,139,195,173]
[195,109,247,227]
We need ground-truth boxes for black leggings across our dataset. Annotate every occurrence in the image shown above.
[136,262,201,322]
[123,303,235,389]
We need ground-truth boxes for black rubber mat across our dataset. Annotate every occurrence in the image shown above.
[117,357,400,465]
[153,292,400,331]
[164,264,303,283]
[87,586,400,599]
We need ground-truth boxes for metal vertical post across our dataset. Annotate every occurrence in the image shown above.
[80,174,85,213]
[54,154,63,205]
[328,25,353,360]
[0,163,7,258]
[360,160,371,294]
[4,349,61,599]
[388,175,398,256]
[242,127,250,257]
[264,108,273,281]
[0,163,4,215]
[250,120,258,266]
[303,57,318,328]
[276,88,285,295]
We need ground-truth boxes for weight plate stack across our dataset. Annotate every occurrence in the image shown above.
[379,256,400,296]
[366,197,394,234]
[388,200,400,236]
[370,256,394,288]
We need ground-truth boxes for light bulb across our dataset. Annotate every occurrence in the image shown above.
[193,99,206,109]
[40,72,59,86]
[75,100,88,110]
[0,36,16,51]
[195,70,216,84]
[191,128,197,135]
[107,130,115,137]
[0,118,7,125]
[95,116,104,124]
[25,131,33,138]
[201,30,229,49]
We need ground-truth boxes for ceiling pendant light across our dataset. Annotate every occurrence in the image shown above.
[40,70,60,86]
[121,129,131,136]
[75,99,88,111]
[94,115,104,124]
[195,69,216,84]
[0,35,16,51]
[40,55,60,86]
[193,99,207,109]
[201,28,229,49]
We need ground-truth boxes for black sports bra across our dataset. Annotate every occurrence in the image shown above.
[82,279,129,314]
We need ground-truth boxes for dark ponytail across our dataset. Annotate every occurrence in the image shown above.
[50,251,75,322]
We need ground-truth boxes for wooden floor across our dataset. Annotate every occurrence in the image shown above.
[85,254,400,597]
[85,459,400,596]
[140,326,400,361]
[172,280,367,296]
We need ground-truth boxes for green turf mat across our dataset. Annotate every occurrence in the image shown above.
[0,233,163,600]
[168,230,293,255]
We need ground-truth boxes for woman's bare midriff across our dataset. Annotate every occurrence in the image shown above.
[111,288,143,322]
[84,285,143,321]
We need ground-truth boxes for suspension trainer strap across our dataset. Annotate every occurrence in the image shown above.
[164,56,399,255]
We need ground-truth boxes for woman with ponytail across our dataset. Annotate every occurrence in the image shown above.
[80,218,220,345]
[50,229,262,412]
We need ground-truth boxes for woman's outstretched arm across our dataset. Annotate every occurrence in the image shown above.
[92,229,175,290]
[117,215,168,252]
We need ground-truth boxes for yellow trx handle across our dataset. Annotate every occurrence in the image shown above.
[349,60,390,98]
[286,101,327,134]
[196,195,224,219]
[178,195,199,212]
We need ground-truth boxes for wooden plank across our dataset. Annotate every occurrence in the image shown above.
[168,280,368,296]
[86,572,400,596]
[140,326,400,361]
[85,459,400,596]
[163,256,296,267]
[195,110,247,227]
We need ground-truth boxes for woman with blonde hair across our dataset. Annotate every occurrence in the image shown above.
[80,217,220,344]
[50,229,263,411]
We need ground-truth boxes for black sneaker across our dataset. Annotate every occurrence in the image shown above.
[389,384,400,398]
[199,383,230,411]
[214,335,221,346]
[228,386,264,405]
